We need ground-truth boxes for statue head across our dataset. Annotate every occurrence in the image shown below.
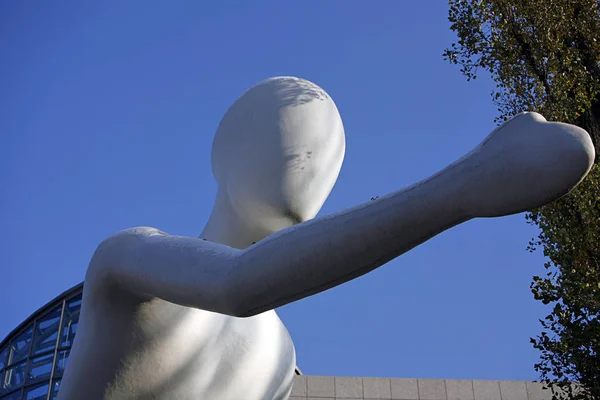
[211,77,346,235]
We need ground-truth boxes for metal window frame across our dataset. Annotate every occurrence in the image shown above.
[0,283,83,400]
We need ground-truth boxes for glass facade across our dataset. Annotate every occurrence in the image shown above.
[0,282,302,400]
[0,285,82,400]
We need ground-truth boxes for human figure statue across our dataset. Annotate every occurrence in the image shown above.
[58,77,595,400]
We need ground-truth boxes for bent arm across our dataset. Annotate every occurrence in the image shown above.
[88,113,594,317]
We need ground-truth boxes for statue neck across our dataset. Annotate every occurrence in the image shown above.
[200,189,272,249]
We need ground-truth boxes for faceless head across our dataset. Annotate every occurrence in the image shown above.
[211,77,346,234]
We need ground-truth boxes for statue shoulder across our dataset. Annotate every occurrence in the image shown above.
[83,226,168,296]
[111,226,169,238]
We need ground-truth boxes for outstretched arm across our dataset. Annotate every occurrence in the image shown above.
[88,113,594,317]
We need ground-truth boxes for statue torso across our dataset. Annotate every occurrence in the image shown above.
[58,285,296,400]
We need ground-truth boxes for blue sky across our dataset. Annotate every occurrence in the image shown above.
[1,1,551,380]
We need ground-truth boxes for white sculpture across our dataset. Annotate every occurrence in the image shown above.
[58,77,595,400]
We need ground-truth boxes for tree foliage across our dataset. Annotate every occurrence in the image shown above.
[444,1,600,398]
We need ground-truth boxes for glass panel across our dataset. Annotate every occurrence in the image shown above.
[53,351,69,377]
[2,360,26,393]
[66,295,81,310]
[0,389,22,400]
[59,296,81,348]
[26,353,53,384]
[49,380,60,400]
[32,307,62,356]
[0,347,8,370]
[23,382,49,400]
[9,327,32,364]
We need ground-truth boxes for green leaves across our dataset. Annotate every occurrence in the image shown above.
[526,165,600,399]
[445,1,600,398]
[445,0,600,129]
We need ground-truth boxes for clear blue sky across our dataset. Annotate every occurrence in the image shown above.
[1,1,550,380]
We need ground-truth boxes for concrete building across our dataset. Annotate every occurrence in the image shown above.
[0,284,556,400]
[288,375,554,400]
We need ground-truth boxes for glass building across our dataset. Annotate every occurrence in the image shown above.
[0,284,83,400]
[0,283,302,400]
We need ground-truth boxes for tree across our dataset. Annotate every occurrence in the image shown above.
[444,1,600,398]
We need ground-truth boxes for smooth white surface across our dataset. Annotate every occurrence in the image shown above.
[58,77,594,400]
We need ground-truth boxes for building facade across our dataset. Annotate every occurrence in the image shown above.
[0,284,82,400]
[288,375,556,400]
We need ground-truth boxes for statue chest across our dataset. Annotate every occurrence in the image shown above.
[104,300,297,399]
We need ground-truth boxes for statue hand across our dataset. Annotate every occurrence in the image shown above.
[462,112,594,218]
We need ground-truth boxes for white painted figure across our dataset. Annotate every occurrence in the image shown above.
[58,77,595,400]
